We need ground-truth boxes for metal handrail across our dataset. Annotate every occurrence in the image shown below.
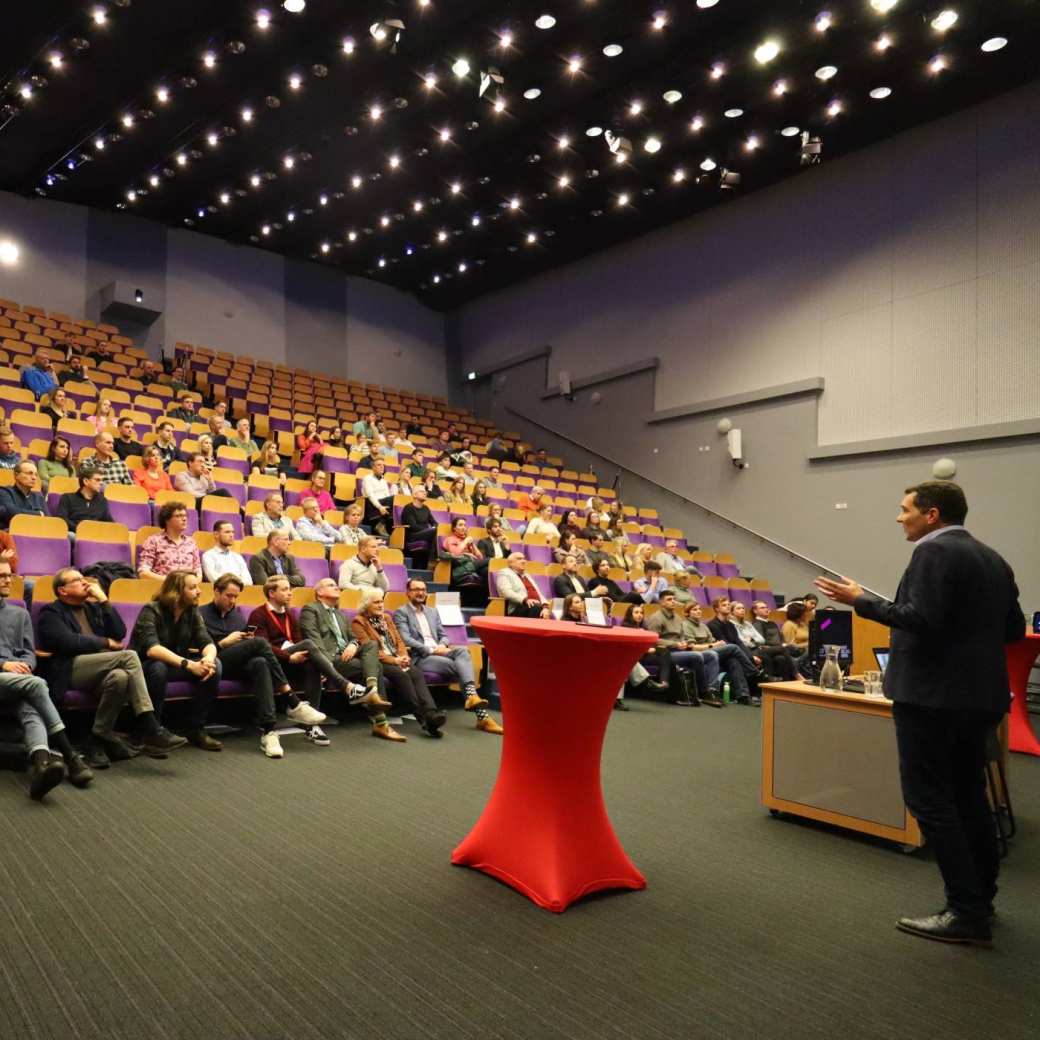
[505,404,880,592]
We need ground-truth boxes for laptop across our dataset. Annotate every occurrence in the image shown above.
[873,648,890,675]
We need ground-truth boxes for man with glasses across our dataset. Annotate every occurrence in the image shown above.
[0,561,94,798]
[36,567,186,763]
[137,502,201,580]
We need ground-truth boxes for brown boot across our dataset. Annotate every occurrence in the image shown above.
[476,716,504,735]
[372,723,407,742]
[464,692,490,711]
[359,689,392,710]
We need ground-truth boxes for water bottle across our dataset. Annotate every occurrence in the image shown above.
[722,679,731,704]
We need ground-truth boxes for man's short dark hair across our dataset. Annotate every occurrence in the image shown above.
[786,601,806,622]
[213,519,234,534]
[661,589,677,600]
[644,561,662,573]
[905,480,968,526]
[157,421,173,433]
[590,530,605,542]
[186,451,205,465]
[77,462,101,486]
[406,578,426,591]
[157,501,186,527]
[213,574,244,593]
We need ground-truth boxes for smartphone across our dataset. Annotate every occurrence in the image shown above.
[246,625,257,635]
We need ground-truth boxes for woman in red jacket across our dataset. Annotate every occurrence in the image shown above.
[294,420,324,476]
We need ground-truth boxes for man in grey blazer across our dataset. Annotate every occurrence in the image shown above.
[248,530,305,588]
[393,578,501,734]
[817,481,1024,948]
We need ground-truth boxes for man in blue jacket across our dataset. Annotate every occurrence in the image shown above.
[0,460,47,528]
[20,351,58,400]
[36,567,186,763]
[393,578,501,734]
[817,481,1024,947]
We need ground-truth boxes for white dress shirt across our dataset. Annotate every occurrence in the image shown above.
[201,546,252,586]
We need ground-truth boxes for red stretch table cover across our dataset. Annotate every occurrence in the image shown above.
[453,616,657,912]
[1007,634,1040,756]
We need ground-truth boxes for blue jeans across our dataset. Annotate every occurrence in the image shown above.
[0,672,65,755]
[418,647,476,687]
[714,645,755,699]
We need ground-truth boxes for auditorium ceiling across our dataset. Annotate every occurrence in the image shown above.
[2,1,1038,309]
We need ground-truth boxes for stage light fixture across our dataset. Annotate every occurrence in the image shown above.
[931,9,958,32]
[370,18,406,50]
[800,132,822,165]
[479,67,504,99]
[283,0,305,13]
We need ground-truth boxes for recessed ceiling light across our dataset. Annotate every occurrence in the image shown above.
[493,97,506,113]
[603,43,623,57]
[724,108,743,118]
[535,14,556,30]
[452,57,470,78]
[256,10,272,30]
[439,127,451,142]
[458,261,467,273]
[348,230,358,241]
[696,0,719,7]
[121,113,134,128]
[203,51,216,68]
[875,32,893,51]
[814,11,833,33]
[19,84,33,100]
[450,181,462,194]
[91,6,108,25]
[378,258,387,268]
[388,154,401,169]
[827,98,843,117]
[149,174,161,187]
[644,136,662,154]
[931,9,958,32]
[413,200,424,212]
[772,79,789,97]
[780,125,800,137]
[869,86,892,99]
[384,216,394,228]
[175,152,187,166]
[689,115,704,131]
[526,232,538,244]
[672,167,686,183]
[567,56,582,74]
[586,125,603,137]
[319,193,328,205]
[557,174,571,188]
[870,0,899,11]
[928,53,948,74]
[342,37,355,54]
[745,135,760,152]
[432,275,441,284]
[709,62,726,80]
[629,100,643,116]
[370,104,383,120]
[351,174,362,188]
[320,242,330,254]
[980,36,1007,52]
[283,155,295,169]
[557,135,570,149]
[207,132,219,146]
[754,39,781,64]
[261,224,271,236]
[663,90,682,105]
[471,214,481,226]
[651,11,667,31]
[241,106,254,122]
[616,193,630,207]
[815,65,838,80]
[508,197,521,210]
[156,86,170,103]
[250,174,261,187]
[498,31,513,49]
[700,158,717,171]
[283,0,306,12]
[49,52,64,68]
[289,73,302,90]
[125,190,136,202]
[524,87,542,100]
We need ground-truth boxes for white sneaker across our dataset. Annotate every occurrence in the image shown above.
[345,682,369,701]
[260,732,284,759]
[286,701,327,726]
[305,726,331,747]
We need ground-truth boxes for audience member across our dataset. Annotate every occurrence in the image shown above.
[37,436,76,493]
[247,576,364,748]
[167,393,197,424]
[251,492,297,541]
[672,570,696,604]
[58,354,90,387]
[249,530,305,587]
[201,520,251,586]
[752,600,805,679]
[173,451,224,504]
[618,603,673,703]
[399,484,437,569]
[250,441,286,482]
[656,539,694,574]
[442,475,469,509]
[201,574,327,759]
[361,458,396,539]
[477,518,511,561]
[113,416,143,460]
[685,601,757,705]
[352,411,378,440]
[633,560,668,603]
[780,601,810,652]
[20,351,58,400]
[443,517,488,590]
[0,561,92,799]
[298,578,402,742]
[153,422,179,469]
[210,415,232,451]
[42,387,72,428]
[733,601,797,681]
[338,536,389,592]
[588,557,642,605]
[196,434,216,471]
[55,464,114,532]
[89,431,134,488]
[514,485,544,516]
[553,530,588,566]
[421,469,443,500]
[470,479,491,512]
[295,497,341,547]
[306,470,335,513]
[645,591,712,706]
[0,429,22,469]
[393,578,500,733]
[129,570,223,750]
[496,553,551,618]
[552,553,605,601]
[166,365,189,394]
[525,503,560,541]
[37,567,185,763]
[295,421,324,475]
[226,418,258,455]
[352,587,447,738]
[485,501,513,533]
[133,445,174,499]
[137,502,201,580]
[405,449,426,480]
[0,460,47,528]
[89,397,118,435]
[338,504,368,547]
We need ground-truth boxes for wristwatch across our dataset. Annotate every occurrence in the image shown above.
[180,657,189,670]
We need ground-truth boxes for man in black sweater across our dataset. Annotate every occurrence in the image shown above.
[55,465,114,532]
[112,417,143,460]
[816,481,1024,947]
[399,483,437,569]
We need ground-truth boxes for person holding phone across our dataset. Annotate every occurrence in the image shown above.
[200,574,325,759]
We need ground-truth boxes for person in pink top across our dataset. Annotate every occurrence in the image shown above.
[294,420,324,475]
[89,397,118,435]
[306,470,336,514]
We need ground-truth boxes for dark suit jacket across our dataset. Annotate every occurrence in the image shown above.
[553,572,589,599]
[753,618,784,647]
[854,528,1024,712]
[36,600,128,705]
[248,548,305,587]
[298,601,358,657]
[477,537,510,562]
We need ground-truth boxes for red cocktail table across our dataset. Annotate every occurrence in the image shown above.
[453,616,657,912]
[1007,634,1040,756]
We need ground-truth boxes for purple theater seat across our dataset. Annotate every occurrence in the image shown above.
[292,554,330,586]
[74,538,132,570]
[213,478,247,507]
[216,454,250,478]
[61,427,95,457]
[201,507,242,538]
[247,484,274,502]
[283,488,305,506]
[10,417,46,446]
[269,414,292,433]
[112,601,147,634]
[323,454,351,475]
[14,533,71,576]
[107,497,152,531]
[696,559,719,577]
[752,588,777,609]
[382,563,408,592]
[691,585,710,607]
[727,586,754,608]
[133,401,163,421]
[615,579,634,594]
[429,507,450,524]
[531,574,552,600]
[59,386,93,409]
[523,542,553,565]
[716,562,741,579]
[643,533,667,548]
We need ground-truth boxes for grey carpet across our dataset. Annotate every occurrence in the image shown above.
[0,702,1037,1040]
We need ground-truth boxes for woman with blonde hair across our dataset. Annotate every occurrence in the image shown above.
[133,444,173,499]
[251,440,287,485]
[338,503,368,546]
[525,502,560,541]
[42,387,72,429]
[89,397,118,435]
[443,475,469,509]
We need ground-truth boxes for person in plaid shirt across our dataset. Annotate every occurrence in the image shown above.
[88,431,133,488]
[137,502,202,580]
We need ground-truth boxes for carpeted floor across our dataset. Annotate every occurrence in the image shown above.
[0,701,1036,1040]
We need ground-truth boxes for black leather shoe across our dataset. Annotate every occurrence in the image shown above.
[95,735,138,762]
[424,711,447,737]
[83,742,112,769]
[29,756,66,801]
[64,753,94,788]
[896,909,992,947]
[644,679,668,692]
[143,728,189,756]
[701,695,724,709]
[613,698,630,711]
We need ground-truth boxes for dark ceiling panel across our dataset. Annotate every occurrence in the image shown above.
[2,0,1038,310]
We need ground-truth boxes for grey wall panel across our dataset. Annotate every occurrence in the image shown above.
[284,258,347,376]
[165,230,287,363]
[0,193,87,316]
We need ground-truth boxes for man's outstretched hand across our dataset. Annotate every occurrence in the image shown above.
[814,575,864,605]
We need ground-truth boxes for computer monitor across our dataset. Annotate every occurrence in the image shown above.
[808,609,854,667]
[873,648,890,675]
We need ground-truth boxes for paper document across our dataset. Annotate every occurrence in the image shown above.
[436,592,465,627]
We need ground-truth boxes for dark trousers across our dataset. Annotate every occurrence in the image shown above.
[280,639,360,708]
[641,645,677,686]
[381,662,438,722]
[892,702,1002,916]
[364,496,395,536]
[755,644,797,680]
[506,601,545,618]
[141,656,221,731]
[404,527,437,569]
[218,638,288,731]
